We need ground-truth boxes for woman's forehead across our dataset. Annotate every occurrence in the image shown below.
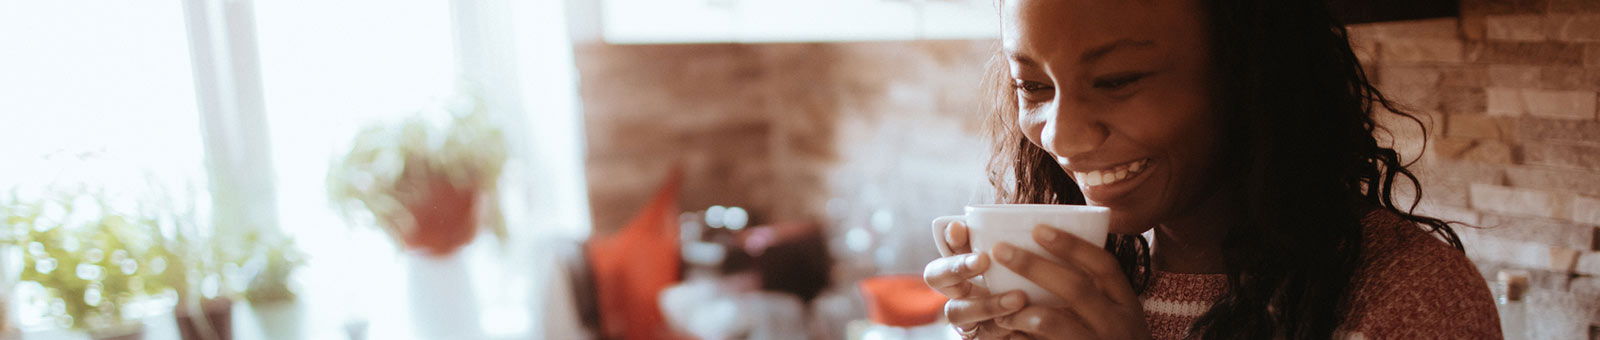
[1000,0,1204,67]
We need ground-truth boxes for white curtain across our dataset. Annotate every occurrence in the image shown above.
[457,0,594,242]
[453,0,594,338]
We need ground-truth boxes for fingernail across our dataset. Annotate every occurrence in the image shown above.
[963,254,981,269]
[1000,292,1024,309]
[994,244,1014,262]
[1035,226,1058,243]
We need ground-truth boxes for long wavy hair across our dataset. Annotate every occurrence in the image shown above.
[981,0,1465,338]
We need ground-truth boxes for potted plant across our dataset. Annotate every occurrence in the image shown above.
[149,210,255,340]
[243,236,303,305]
[240,236,305,340]
[326,99,508,256]
[1,188,169,340]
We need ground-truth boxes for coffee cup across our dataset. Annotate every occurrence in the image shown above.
[932,204,1109,306]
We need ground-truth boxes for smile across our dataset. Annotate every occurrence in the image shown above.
[1072,158,1150,187]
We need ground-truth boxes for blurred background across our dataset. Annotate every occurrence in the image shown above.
[1,0,1598,339]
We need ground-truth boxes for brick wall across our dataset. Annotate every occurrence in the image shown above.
[1350,1,1600,336]
[576,43,786,234]
[574,42,994,276]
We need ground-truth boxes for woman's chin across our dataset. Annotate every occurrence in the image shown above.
[1107,212,1155,236]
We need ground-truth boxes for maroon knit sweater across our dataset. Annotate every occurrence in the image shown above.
[1139,209,1502,339]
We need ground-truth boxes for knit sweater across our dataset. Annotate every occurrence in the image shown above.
[1139,209,1502,339]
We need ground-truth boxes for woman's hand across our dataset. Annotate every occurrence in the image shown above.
[988,225,1152,340]
[925,220,1029,338]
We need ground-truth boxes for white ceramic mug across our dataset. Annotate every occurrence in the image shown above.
[932,204,1110,306]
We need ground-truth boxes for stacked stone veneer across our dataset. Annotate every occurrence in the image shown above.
[1348,0,1600,337]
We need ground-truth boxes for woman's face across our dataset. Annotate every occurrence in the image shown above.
[1002,0,1227,234]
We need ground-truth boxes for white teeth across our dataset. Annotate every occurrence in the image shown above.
[1076,159,1149,188]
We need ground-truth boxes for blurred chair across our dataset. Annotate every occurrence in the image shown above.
[737,221,833,305]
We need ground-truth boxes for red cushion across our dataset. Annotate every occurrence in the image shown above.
[586,168,686,340]
[859,275,949,327]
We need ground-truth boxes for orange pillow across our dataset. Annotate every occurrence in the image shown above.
[586,168,686,340]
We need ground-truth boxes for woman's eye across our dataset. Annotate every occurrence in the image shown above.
[1013,81,1055,104]
[1013,81,1054,96]
[1092,73,1149,90]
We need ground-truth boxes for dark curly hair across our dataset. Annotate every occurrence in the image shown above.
[980,0,1465,338]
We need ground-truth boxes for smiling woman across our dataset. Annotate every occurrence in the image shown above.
[924,0,1500,339]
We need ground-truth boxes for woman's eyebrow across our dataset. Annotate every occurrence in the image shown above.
[1008,52,1041,68]
[1007,38,1156,68]
[1081,39,1155,63]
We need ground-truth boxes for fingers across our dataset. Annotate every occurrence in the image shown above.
[923,253,989,298]
[991,242,1104,308]
[974,321,1023,339]
[945,290,1027,327]
[932,218,971,256]
[946,220,971,254]
[1032,226,1137,303]
[996,307,1093,340]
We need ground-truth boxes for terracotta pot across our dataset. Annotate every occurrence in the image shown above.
[175,298,232,340]
[400,177,480,256]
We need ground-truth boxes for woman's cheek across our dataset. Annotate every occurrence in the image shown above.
[1019,108,1049,147]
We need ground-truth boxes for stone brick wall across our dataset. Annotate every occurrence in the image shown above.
[1349,1,1600,336]
[574,42,995,276]
[576,43,786,233]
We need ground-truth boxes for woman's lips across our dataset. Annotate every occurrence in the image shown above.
[1073,158,1152,203]
[1071,158,1149,187]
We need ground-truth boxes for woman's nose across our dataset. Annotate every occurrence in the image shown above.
[1039,100,1108,157]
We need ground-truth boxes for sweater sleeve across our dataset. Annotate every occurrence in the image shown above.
[1340,211,1502,339]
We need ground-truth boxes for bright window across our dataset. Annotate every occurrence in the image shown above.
[0,0,207,197]
[1,0,586,337]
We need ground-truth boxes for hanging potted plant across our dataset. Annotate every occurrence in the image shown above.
[326,98,508,256]
[1,187,170,340]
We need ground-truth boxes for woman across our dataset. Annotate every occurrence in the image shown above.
[922,0,1500,339]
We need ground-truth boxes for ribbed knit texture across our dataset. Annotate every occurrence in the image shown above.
[1138,209,1502,339]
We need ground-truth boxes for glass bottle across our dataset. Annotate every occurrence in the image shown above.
[1494,270,1529,340]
